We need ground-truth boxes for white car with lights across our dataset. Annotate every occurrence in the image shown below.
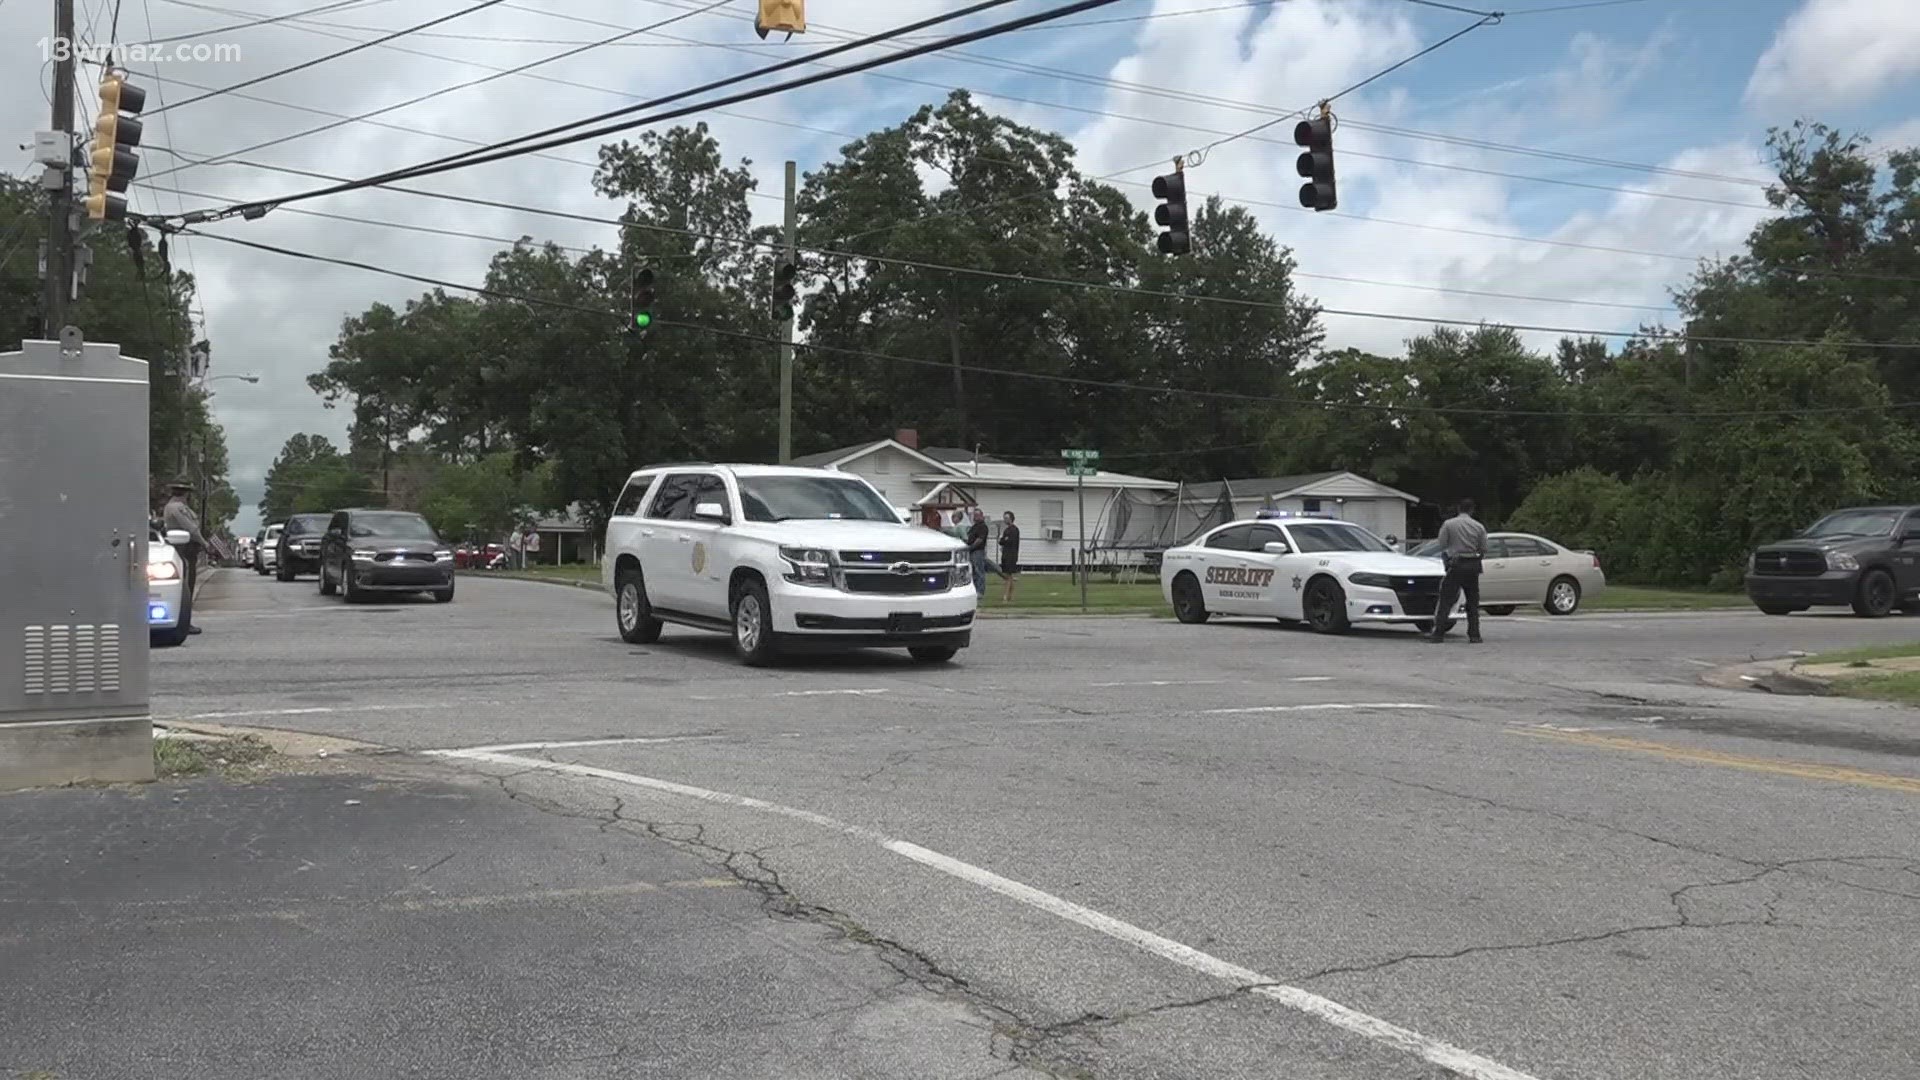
[1161,511,1461,634]
[602,464,975,665]
[147,527,193,647]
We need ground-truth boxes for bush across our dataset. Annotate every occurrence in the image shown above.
[1508,467,1630,564]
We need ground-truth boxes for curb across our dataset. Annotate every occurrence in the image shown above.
[1697,654,1831,695]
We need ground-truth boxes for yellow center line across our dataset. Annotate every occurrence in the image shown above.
[1510,727,1920,796]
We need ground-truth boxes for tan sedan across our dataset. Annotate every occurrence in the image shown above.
[1411,532,1607,615]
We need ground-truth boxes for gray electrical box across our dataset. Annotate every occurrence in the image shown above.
[1,338,154,789]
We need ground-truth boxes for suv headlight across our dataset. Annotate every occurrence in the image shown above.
[780,546,834,586]
[351,548,376,562]
[1826,550,1859,571]
[146,560,179,582]
[1348,572,1393,588]
[435,550,453,562]
[952,551,973,587]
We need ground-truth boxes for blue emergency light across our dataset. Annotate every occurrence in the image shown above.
[148,603,169,624]
[1255,509,1335,520]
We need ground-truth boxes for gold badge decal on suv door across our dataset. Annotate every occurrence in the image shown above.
[691,541,708,575]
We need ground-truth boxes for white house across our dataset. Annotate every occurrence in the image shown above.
[792,432,1178,569]
[1179,472,1422,544]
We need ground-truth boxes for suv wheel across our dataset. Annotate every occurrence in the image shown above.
[730,577,778,666]
[615,567,662,644]
[318,563,337,595]
[341,563,363,604]
[1853,569,1896,618]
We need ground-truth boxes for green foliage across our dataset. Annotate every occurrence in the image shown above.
[1508,467,1631,561]
[260,434,381,521]
[418,453,557,542]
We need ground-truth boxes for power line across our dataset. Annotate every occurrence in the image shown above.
[136,0,206,336]
[146,171,1681,314]
[183,0,1133,221]
[140,0,737,182]
[149,0,512,115]
[173,227,1920,421]
[137,0,403,46]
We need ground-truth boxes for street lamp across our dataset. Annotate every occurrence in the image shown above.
[200,373,261,387]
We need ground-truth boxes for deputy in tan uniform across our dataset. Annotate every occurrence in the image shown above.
[1427,497,1488,644]
[161,481,206,637]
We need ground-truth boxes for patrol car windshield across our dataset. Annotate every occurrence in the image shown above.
[739,476,899,523]
[1801,509,1901,539]
[1285,522,1393,554]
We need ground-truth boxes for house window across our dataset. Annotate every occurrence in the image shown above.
[874,454,891,474]
[1302,498,1322,513]
[1040,499,1065,539]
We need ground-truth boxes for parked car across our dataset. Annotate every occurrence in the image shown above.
[602,464,974,665]
[1410,531,1606,615]
[318,509,456,603]
[254,522,284,575]
[148,527,193,647]
[1745,505,1920,618]
[276,514,329,580]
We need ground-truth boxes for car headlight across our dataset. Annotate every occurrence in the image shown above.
[1347,572,1393,588]
[435,550,453,562]
[351,549,376,562]
[1826,551,1859,571]
[1747,551,1756,572]
[780,546,834,586]
[146,560,179,582]
[952,552,973,587]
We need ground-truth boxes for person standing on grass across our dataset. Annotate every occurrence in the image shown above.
[998,511,1021,603]
[1427,497,1488,644]
[965,507,989,598]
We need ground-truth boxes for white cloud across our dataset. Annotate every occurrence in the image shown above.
[1746,0,1920,113]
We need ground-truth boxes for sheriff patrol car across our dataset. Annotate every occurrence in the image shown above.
[1160,511,1460,634]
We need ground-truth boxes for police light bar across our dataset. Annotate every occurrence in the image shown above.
[1255,509,1336,520]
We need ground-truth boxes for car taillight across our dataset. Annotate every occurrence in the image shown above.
[1591,554,1601,569]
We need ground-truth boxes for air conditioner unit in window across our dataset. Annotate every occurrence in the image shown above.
[1045,527,1064,540]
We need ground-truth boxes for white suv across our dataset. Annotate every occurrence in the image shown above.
[602,464,976,665]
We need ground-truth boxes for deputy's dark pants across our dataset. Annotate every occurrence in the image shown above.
[180,544,200,629]
[1433,559,1481,640]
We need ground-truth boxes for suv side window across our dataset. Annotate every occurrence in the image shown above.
[647,474,700,520]
[690,475,732,523]
[613,476,652,518]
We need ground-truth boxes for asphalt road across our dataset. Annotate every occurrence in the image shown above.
[140,571,1920,1076]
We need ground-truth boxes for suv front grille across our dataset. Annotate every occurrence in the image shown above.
[1752,549,1826,576]
[843,569,953,594]
[838,550,953,566]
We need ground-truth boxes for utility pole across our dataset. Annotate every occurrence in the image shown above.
[777,159,796,464]
[43,0,77,337]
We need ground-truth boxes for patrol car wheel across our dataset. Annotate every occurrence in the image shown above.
[1304,578,1351,635]
[731,577,779,667]
[615,568,663,644]
[1171,572,1210,624]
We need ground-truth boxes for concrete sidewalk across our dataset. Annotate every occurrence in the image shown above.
[0,756,1039,1080]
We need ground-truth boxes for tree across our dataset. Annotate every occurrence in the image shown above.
[260,434,378,521]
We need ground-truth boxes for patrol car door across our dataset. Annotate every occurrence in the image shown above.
[1241,524,1293,616]
[639,472,703,612]
[1199,524,1261,615]
[679,473,735,619]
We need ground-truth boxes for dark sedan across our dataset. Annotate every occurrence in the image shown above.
[318,509,455,603]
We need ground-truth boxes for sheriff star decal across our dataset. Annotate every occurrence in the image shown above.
[1291,575,1302,591]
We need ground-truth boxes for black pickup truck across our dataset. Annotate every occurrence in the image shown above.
[1745,505,1920,617]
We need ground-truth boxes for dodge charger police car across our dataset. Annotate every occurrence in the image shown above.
[1161,512,1460,634]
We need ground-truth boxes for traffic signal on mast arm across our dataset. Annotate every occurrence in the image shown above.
[631,268,656,329]
[772,259,799,321]
[755,0,805,38]
[1294,114,1337,212]
[87,71,147,221]
[1152,168,1190,255]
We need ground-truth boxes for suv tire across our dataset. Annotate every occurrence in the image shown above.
[318,564,337,596]
[731,577,779,666]
[615,567,662,644]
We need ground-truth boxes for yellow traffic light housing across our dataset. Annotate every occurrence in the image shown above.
[86,72,146,221]
[755,0,805,39]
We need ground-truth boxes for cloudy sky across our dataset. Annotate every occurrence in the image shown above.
[6,0,1918,531]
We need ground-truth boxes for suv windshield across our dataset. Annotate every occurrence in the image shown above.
[739,476,899,523]
[1287,522,1393,554]
[350,512,440,540]
[284,515,328,536]
[1802,509,1901,539]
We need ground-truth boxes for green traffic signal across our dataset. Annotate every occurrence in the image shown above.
[634,312,652,329]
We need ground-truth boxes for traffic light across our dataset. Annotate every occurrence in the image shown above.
[1294,115,1337,212]
[1151,170,1190,255]
[755,0,805,38]
[86,72,146,222]
[631,268,655,329]
[772,259,798,320]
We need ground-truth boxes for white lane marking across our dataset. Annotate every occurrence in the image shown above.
[1203,703,1432,715]
[160,702,474,722]
[428,747,1539,1080]
[448,735,720,754]
[1089,679,1223,687]
[1680,659,1716,668]
[1287,676,1335,683]
[688,688,890,701]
